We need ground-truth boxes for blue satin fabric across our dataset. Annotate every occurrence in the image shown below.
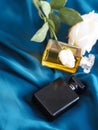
[0,0,98,130]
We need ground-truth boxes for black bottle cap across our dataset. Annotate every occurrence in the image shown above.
[69,76,86,94]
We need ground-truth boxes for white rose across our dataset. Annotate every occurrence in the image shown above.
[58,49,75,68]
[68,11,98,55]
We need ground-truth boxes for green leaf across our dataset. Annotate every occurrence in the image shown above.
[59,7,83,26]
[50,0,67,10]
[49,13,61,32]
[31,22,49,42]
[40,1,51,18]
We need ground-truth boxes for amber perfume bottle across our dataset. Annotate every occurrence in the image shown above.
[42,39,82,73]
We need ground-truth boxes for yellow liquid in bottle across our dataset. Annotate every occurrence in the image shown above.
[42,39,81,73]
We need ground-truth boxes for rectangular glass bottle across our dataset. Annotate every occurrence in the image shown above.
[42,39,82,73]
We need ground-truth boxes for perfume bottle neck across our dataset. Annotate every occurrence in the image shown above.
[68,76,86,94]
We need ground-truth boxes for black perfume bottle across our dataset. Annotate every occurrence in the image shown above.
[33,76,85,120]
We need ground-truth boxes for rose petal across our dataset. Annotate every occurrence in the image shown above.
[68,11,98,55]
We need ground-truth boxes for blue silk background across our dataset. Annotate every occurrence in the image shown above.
[0,0,98,130]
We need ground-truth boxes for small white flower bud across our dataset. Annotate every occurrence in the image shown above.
[58,49,75,68]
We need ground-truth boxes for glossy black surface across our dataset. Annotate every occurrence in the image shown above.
[33,78,79,120]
